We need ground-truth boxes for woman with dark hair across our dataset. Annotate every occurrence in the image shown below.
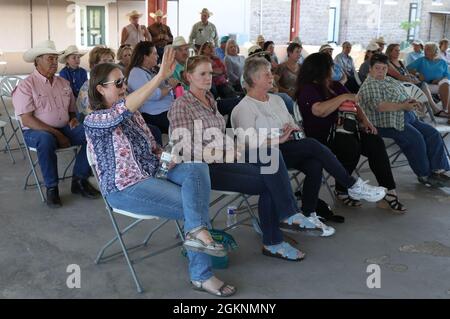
[125,41,179,135]
[296,53,406,213]
[263,40,279,68]
[275,42,301,99]
[83,49,236,297]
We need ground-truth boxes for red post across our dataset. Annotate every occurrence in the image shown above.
[289,0,301,41]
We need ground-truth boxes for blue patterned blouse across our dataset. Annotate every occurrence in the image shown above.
[83,100,160,195]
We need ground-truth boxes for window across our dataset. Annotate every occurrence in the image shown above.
[432,0,443,6]
[407,3,419,41]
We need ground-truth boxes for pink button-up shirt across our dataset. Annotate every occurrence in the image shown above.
[12,69,76,129]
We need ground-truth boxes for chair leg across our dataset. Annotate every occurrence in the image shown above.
[104,211,144,293]
[241,195,262,236]
[1,127,15,164]
[142,219,171,246]
[61,148,78,180]
[23,150,45,202]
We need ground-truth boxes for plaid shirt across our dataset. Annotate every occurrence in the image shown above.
[168,91,234,160]
[358,75,410,131]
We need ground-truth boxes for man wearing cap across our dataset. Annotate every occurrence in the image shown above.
[189,8,218,48]
[215,36,229,61]
[58,45,87,98]
[121,10,152,47]
[171,36,191,91]
[256,35,265,49]
[148,10,173,60]
[334,41,359,93]
[320,44,347,85]
[12,40,99,208]
[406,40,424,66]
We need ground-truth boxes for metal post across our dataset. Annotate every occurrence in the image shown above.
[429,14,432,41]
[30,0,33,47]
[260,0,263,36]
[47,0,50,40]
[117,0,119,48]
[376,0,382,38]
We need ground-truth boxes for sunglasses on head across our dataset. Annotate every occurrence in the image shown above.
[102,77,125,89]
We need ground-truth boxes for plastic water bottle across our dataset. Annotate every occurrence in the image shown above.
[294,109,306,139]
[226,206,238,229]
[156,141,174,179]
[174,83,184,99]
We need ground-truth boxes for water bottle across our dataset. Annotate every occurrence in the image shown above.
[226,206,238,229]
[155,141,174,179]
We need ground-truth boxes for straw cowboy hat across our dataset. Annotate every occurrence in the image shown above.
[172,36,190,48]
[319,44,334,53]
[23,40,62,63]
[200,8,213,16]
[412,39,424,46]
[256,35,265,44]
[375,36,386,44]
[126,10,143,18]
[366,42,380,52]
[58,45,87,64]
[149,9,167,19]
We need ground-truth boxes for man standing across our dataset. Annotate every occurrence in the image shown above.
[12,40,99,208]
[121,10,152,47]
[148,9,173,60]
[189,8,218,49]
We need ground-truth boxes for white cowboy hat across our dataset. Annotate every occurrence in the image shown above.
[412,39,424,46]
[23,40,62,63]
[58,45,87,64]
[200,8,213,16]
[172,36,190,48]
[256,35,265,43]
[319,44,333,52]
[149,9,167,19]
[375,36,386,44]
[126,10,143,18]
[366,42,380,52]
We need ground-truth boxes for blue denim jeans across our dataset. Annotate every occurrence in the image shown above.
[23,125,90,188]
[105,162,213,282]
[377,111,450,177]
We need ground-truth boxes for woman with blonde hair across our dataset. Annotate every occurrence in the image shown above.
[224,39,245,92]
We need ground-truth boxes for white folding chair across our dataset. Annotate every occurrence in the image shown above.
[14,117,79,202]
[0,76,26,162]
[87,148,185,293]
[0,120,14,163]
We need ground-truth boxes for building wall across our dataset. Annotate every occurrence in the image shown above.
[249,0,291,44]
[298,0,330,45]
[419,0,450,41]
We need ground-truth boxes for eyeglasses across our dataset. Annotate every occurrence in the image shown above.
[102,77,126,89]
[184,55,209,71]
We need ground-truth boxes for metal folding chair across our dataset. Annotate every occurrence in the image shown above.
[87,148,185,293]
[14,117,79,202]
[209,190,262,235]
[0,76,26,162]
[0,120,14,163]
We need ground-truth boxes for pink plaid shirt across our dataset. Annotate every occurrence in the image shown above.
[12,69,76,129]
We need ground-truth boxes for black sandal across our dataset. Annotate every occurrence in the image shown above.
[434,110,449,118]
[377,193,407,214]
[335,190,362,207]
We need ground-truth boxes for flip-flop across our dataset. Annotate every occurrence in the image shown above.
[262,242,305,261]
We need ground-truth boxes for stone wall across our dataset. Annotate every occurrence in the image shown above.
[249,0,291,44]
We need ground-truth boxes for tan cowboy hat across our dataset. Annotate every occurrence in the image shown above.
[58,45,87,64]
[150,9,167,19]
[366,42,380,52]
[200,8,213,16]
[256,35,265,43]
[375,36,386,44]
[172,36,190,48]
[319,44,333,52]
[126,10,143,18]
[23,40,62,63]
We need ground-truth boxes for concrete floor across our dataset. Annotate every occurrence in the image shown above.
[1,111,450,299]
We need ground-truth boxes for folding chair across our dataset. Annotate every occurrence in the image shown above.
[209,190,262,235]
[0,76,26,162]
[14,117,79,202]
[0,120,14,163]
[87,148,185,293]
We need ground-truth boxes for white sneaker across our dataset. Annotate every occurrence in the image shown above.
[305,213,335,237]
[348,178,386,202]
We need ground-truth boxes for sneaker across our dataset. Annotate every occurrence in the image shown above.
[348,178,386,202]
[305,213,336,237]
[418,176,444,188]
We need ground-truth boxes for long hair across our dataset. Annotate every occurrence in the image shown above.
[295,52,333,100]
[124,41,155,79]
[88,63,121,111]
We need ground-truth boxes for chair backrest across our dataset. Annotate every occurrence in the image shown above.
[293,101,303,123]
[0,76,22,118]
[401,82,436,124]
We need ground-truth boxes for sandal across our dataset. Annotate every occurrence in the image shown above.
[184,226,227,257]
[279,212,321,233]
[434,110,449,118]
[335,190,362,207]
[377,193,407,214]
[262,241,305,261]
[316,198,345,223]
[191,276,236,297]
